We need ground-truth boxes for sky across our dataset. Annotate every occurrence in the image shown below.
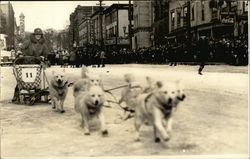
[5,1,128,32]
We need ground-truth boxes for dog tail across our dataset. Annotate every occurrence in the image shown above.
[81,66,89,78]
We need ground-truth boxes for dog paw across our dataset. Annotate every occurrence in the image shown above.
[102,130,108,137]
[134,138,141,142]
[164,137,170,142]
[155,137,161,143]
[145,121,150,126]
[60,110,65,113]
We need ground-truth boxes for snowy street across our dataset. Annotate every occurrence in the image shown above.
[0,64,248,158]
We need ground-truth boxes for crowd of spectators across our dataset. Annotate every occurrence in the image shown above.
[45,35,248,67]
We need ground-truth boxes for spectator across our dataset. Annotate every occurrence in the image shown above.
[99,50,106,67]
[69,50,76,68]
[197,36,210,75]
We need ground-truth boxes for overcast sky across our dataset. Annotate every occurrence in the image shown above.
[6,1,128,32]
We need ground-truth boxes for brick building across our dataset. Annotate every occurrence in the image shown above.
[103,4,132,51]
[152,0,170,46]
[168,0,248,41]
[69,5,100,49]
[79,18,91,47]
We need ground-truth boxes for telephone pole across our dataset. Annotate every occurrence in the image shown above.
[128,0,132,50]
[187,0,191,55]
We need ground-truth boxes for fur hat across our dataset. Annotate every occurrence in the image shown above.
[33,28,43,35]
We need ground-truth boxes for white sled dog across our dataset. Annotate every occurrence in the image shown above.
[73,66,103,97]
[49,69,69,113]
[134,80,185,143]
[74,85,108,136]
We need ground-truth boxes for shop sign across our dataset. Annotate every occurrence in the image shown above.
[105,39,115,45]
[118,38,129,45]
[221,16,234,24]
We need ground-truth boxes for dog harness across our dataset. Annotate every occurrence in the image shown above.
[144,92,172,118]
[86,103,101,115]
[53,81,68,96]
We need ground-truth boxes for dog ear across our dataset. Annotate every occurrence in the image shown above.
[156,81,163,88]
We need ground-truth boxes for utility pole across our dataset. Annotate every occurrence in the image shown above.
[97,0,105,49]
[128,0,132,50]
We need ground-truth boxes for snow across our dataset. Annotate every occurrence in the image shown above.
[0,64,248,157]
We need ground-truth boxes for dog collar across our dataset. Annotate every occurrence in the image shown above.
[86,103,101,115]
[58,92,64,96]
[54,81,68,89]
[145,93,172,115]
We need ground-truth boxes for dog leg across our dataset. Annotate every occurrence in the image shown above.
[98,112,108,137]
[122,111,130,120]
[153,110,170,142]
[154,121,170,142]
[134,117,143,142]
[54,99,61,112]
[166,117,173,135]
[51,98,56,109]
[153,125,161,143]
[60,99,65,113]
[81,114,90,135]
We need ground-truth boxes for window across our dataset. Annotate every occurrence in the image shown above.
[183,7,187,26]
[134,15,138,27]
[105,29,108,39]
[243,1,248,13]
[177,12,181,27]
[113,11,117,22]
[191,6,195,21]
[114,25,117,36]
[171,10,175,28]
[201,1,205,21]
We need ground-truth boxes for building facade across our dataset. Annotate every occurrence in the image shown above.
[90,10,102,47]
[168,0,248,40]
[133,1,153,49]
[69,5,100,49]
[0,2,15,50]
[103,4,132,51]
[79,18,90,47]
[152,0,170,46]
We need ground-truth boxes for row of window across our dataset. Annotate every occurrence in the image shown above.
[105,11,117,26]
[171,2,205,28]
[106,25,117,39]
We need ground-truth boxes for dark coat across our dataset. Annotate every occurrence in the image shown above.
[197,39,210,62]
[22,34,48,59]
[69,51,76,62]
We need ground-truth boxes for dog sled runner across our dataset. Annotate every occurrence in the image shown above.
[12,56,50,105]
